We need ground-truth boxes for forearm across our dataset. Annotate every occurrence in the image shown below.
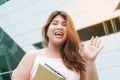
[86,61,98,80]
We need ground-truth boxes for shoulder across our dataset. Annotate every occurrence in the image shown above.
[24,49,43,57]
[16,49,41,68]
[18,48,46,68]
[26,49,40,55]
[11,49,44,80]
[23,48,46,60]
[17,49,45,70]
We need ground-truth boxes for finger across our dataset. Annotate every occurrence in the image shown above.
[80,42,84,50]
[96,39,101,48]
[93,45,103,59]
[93,36,98,46]
[90,36,94,46]
[81,41,84,47]
[98,44,104,53]
[80,42,85,56]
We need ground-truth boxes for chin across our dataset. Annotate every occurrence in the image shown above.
[52,40,66,46]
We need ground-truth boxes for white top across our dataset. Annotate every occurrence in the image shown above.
[30,55,80,80]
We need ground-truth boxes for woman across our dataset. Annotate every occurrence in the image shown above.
[12,11,104,80]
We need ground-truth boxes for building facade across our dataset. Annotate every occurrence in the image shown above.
[0,0,120,80]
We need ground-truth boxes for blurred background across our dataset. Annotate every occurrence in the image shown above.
[0,0,120,80]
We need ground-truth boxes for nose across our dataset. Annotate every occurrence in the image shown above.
[56,24,63,30]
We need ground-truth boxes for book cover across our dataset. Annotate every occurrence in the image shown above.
[33,63,65,80]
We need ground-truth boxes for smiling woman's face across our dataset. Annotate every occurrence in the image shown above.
[47,15,68,47]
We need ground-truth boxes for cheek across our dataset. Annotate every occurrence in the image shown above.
[47,27,54,37]
[65,28,68,36]
[47,30,50,38]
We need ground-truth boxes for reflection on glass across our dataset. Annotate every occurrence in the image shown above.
[0,27,25,80]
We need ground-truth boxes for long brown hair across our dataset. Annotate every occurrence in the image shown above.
[42,10,86,72]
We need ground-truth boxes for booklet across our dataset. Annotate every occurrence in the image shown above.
[33,63,65,80]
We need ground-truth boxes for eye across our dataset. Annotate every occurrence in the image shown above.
[51,21,58,25]
[52,22,58,25]
[62,22,66,26]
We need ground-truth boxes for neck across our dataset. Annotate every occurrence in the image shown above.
[45,43,62,58]
[47,42,62,51]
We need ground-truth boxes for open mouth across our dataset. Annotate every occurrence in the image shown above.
[54,31,64,38]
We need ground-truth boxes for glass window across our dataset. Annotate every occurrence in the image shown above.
[115,2,120,10]
[0,0,9,5]
[0,27,25,80]
[77,23,105,41]
[33,41,45,49]
[113,17,120,31]
[104,20,113,34]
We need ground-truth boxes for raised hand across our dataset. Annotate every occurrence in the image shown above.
[81,36,104,61]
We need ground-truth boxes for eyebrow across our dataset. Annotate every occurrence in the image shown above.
[52,20,58,22]
[52,19,66,23]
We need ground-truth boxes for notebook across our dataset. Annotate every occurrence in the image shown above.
[33,63,65,80]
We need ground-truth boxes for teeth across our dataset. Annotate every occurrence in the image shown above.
[55,32,63,36]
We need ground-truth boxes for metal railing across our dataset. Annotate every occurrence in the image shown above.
[0,71,13,76]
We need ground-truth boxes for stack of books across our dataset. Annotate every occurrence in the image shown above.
[33,63,65,80]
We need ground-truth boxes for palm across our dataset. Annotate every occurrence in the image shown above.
[82,36,104,61]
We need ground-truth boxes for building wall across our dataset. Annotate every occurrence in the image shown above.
[0,0,119,52]
[84,32,120,80]
[0,0,120,80]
